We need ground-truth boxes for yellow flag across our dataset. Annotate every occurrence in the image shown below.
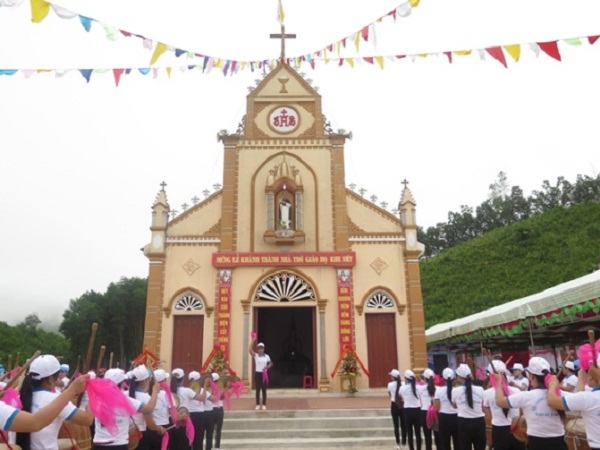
[30,0,51,23]
[503,44,521,62]
[409,0,420,7]
[336,40,342,56]
[324,49,330,64]
[375,56,384,69]
[277,0,285,25]
[150,42,168,65]
[346,58,354,68]
[354,32,360,52]
[166,67,172,78]
[454,50,472,56]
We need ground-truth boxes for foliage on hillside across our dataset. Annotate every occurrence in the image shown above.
[0,314,70,366]
[421,202,600,328]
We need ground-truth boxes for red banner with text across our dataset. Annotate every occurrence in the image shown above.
[216,269,232,357]
[337,269,354,351]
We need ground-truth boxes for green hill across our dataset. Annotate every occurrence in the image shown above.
[421,202,600,328]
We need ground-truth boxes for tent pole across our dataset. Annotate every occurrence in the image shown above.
[528,318,536,356]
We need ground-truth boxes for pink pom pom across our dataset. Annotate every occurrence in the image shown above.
[578,344,594,370]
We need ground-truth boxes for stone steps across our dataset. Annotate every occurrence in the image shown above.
[219,408,394,448]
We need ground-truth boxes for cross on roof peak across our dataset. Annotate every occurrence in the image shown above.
[160,181,167,191]
[401,179,409,188]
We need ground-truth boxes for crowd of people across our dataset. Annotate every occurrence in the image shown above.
[0,355,229,450]
[386,355,600,450]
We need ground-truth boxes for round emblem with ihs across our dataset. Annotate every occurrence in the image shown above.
[268,106,300,134]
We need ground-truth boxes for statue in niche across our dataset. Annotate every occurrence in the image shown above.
[278,186,293,230]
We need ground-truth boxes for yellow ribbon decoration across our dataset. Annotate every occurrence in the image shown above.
[354,32,361,52]
[30,0,51,23]
[409,0,420,7]
[454,50,472,56]
[166,67,172,78]
[375,56,384,68]
[346,58,355,68]
[150,42,168,65]
[503,44,521,62]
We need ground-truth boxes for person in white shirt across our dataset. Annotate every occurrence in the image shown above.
[179,370,214,450]
[169,369,189,450]
[547,356,600,450]
[452,364,485,450]
[399,370,422,450]
[248,339,273,410]
[16,355,94,450]
[418,368,440,450]
[151,369,174,442]
[560,361,578,393]
[495,357,566,450]
[434,368,459,450]
[128,365,163,450]
[387,369,406,450]
[210,373,225,450]
[482,360,524,450]
[55,365,70,393]
[508,364,529,392]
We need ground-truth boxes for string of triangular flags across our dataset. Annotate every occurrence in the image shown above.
[29,0,421,66]
[2,33,598,84]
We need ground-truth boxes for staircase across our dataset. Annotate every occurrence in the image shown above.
[220,407,393,448]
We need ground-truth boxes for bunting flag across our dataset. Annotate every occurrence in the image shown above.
[30,0,422,66]
[2,34,599,84]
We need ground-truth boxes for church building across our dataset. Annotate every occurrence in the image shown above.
[142,61,427,392]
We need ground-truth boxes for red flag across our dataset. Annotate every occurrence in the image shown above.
[361,26,369,41]
[485,46,507,68]
[444,51,453,64]
[538,41,561,61]
[338,58,344,66]
[113,69,124,87]
[119,30,131,37]
[342,38,347,48]
[389,10,397,21]
[395,54,406,59]
[363,57,374,64]
[310,60,315,69]
[588,36,600,45]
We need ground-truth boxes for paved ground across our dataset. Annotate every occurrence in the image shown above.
[229,394,389,411]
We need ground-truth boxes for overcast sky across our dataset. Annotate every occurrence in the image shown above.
[1,0,599,328]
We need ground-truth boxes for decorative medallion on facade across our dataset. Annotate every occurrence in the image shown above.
[366,292,394,309]
[269,106,299,134]
[182,258,201,275]
[255,272,315,302]
[174,294,204,311]
[370,257,389,275]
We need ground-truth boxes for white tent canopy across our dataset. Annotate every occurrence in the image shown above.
[426,270,600,344]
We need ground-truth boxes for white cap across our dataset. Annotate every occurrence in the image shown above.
[104,368,126,385]
[388,369,400,378]
[171,368,184,379]
[257,342,265,348]
[526,357,551,376]
[442,368,455,380]
[189,371,201,381]
[131,365,150,381]
[422,368,435,380]
[60,364,70,372]
[30,355,61,380]
[404,369,415,379]
[511,363,524,372]
[125,371,134,380]
[564,361,575,370]
[87,371,97,379]
[211,373,220,382]
[154,369,169,383]
[456,364,472,379]
[487,360,508,374]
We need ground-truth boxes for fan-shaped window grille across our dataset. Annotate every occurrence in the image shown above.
[174,294,204,311]
[366,292,394,309]
[255,273,315,302]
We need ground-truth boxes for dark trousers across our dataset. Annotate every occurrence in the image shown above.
[438,413,459,450]
[190,412,207,450]
[420,409,441,450]
[203,410,214,450]
[213,407,224,449]
[391,403,407,446]
[457,417,486,450]
[169,423,188,450]
[144,429,165,450]
[254,372,267,406]
[491,425,526,450]
[527,436,567,450]
[93,446,128,450]
[404,407,422,450]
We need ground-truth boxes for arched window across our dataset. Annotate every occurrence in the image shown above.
[255,272,315,302]
[174,294,204,312]
[366,291,395,310]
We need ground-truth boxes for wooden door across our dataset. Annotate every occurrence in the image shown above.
[172,315,204,376]
[366,313,398,387]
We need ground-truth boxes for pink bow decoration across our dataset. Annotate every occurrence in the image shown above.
[262,368,269,385]
[250,331,257,340]
[426,404,438,429]
[489,374,511,396]
[161,430,169,450]
[86,378,137,436]
[159,382,179,426]
[185,416,195,445]
[544,374,562,397]
[1,388,22,409]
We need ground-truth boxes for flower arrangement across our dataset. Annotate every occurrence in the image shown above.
[339,351,360,394]
[208,349,229,377]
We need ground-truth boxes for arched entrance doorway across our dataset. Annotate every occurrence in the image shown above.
[252,271,317,388]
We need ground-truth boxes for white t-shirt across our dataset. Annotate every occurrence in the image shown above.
[399,383,421,409]
[178,387,204,413]
[562,374,578,391]
[452,384,485,418]
[483,387,519,426]
[93,394,142,446]
[0,402,19,432]
[434,386,457,415]
[562,389,600,448]
[417,384,435,411]
[254,354,271,372]
[511,376,529,391]
[132,391,150,431]
[506,389,563,438]
[30,390,79,450]
[387,381,403,404]
[153,391,172,426]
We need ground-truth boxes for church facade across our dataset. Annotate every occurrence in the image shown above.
[142,62,427,392]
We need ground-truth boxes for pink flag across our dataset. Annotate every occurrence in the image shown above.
[426,404,438,429]
[262,369,269,385]
[250,331,257,340]
[544,374,561,396]
[489,373,511,396]
[1,388,22,409]
[161,431,169,450]
[185,417,195,445]
[209,379,220,403]
[159,382,179,426]
[86,378,137,436]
